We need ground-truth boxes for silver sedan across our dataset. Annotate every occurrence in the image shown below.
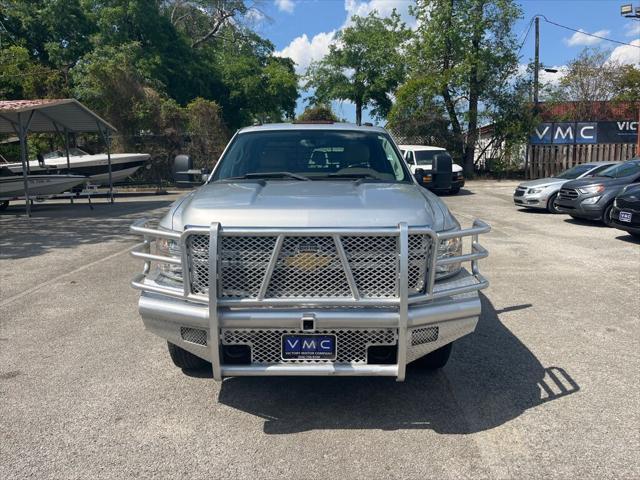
[513,162,617,213]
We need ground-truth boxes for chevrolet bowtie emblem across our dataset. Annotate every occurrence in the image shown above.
[284,252,331,271]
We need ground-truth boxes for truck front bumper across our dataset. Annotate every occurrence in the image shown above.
[138,271,481,378]
[130,220,490,381]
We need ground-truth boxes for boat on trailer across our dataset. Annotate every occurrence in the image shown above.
[2,147,150,185]
[0,167,87,209]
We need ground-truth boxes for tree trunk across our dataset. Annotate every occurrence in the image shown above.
[355,97,362,126]
[463,0,485,177]
[440,0,464,165]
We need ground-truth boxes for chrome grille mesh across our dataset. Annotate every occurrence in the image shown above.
[341,235,397,297]
[408,234,432,295]
[411,326,439,346]
[186,232,433,300]
[267,236,351,298]
[221,328,397,364]
[186,235,209,295]
[180,327,208,346]
[220,236,277,298]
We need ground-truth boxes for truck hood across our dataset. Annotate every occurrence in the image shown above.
[518,177,566,189]
[161,181,458,232]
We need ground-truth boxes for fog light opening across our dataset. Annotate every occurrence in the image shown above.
[222,345,251,365]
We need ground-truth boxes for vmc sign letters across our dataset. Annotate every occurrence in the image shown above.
[530,121,638,145]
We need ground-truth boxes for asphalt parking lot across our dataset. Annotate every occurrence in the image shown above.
[1,181,639,479]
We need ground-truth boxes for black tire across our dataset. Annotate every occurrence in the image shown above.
[547,193,560,214]
[0,200,8,211]
[410,342,453,370]
[602,203,614,227]
[449,187,461,195]
[167,341,209,370]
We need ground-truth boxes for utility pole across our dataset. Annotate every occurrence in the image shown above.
[533,16,540,109]
[619,4,640,154]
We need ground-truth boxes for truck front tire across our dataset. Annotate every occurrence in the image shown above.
[167,342,210,370]
[410,342,453,370]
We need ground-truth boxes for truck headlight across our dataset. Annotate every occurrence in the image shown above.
[156,237,183,282]
[436,237,462,280]
[578,184,605,195]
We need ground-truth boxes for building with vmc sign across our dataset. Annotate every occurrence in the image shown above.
[476,101,639,179]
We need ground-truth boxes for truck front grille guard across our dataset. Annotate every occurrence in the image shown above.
[130,220,490,380]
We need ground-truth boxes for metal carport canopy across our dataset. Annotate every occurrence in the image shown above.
[0,99,117,217]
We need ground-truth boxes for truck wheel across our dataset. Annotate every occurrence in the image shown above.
[449,187,461,195]
[167,341,209,370]
[602,203,614,227]
[411,342,453,370]
[547,193,560,214]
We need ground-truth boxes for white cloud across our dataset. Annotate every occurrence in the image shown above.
[609,39,640,66]
[344,0,415,28]
[276,0,416,74]
[540,65,568,87]
[624,22,640,37]
[564,29,611,47]
[275,30,336,74]
[274,0,295,14]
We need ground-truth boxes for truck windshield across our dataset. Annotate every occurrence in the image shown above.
[212,129,410,182]
[413,150,441,166]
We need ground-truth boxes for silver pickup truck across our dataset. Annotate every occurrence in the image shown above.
[130,123,490,381]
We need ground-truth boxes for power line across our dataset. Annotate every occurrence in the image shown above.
[536,14,640,48]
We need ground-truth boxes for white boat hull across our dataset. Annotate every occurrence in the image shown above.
[0,175,87,200]
[4,153,149,186]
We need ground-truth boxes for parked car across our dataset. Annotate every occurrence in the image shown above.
[130,123,490,382]
[399,145,465,194]
[513,162,617,213]
[610,183,640,238]
[554,158,640,226]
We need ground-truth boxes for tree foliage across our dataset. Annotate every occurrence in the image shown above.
[0,0,298,135]
[304,11,410,125]
[297,104,339,122]
[547,48,639,120]
[397,0,523,174]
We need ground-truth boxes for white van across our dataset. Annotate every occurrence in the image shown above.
[399,145,465,194]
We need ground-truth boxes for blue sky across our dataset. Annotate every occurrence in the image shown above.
[251,0,640,122]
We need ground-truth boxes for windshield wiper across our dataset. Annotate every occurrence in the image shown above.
[221,171,311,181]
[325,172,381,180]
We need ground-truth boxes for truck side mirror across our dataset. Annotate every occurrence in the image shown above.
[432,153,453,190]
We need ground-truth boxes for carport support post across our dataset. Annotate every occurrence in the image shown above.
[106,130,113,204]
[64,128,73,204]
[17,111,35,218]
[97,122,114,204]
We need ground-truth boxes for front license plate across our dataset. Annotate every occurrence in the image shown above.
[282,334,336,360]
[619,211,632,223]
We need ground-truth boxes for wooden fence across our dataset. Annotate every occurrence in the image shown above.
[526,143,637,179]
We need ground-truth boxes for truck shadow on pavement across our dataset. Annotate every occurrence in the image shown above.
[0,198,174,259]
[216,294,580,434]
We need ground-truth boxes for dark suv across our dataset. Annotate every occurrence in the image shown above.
[554,158,640,226]
[611,183,640,237]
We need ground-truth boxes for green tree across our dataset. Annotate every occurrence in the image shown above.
[297,104,339,122]
[409,0,522,174]
[613,65,640,103]
[305,11,410,125]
